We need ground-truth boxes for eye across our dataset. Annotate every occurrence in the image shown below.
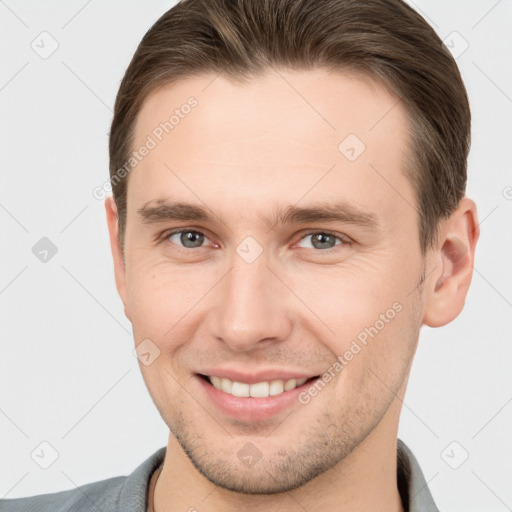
[160,229,349,253]
[296,231,347,251]
[166,229,211,249]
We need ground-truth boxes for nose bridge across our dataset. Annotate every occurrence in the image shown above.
[213,248,291,351]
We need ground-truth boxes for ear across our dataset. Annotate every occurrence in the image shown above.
[422,197,480,327]
[105,197,131,322]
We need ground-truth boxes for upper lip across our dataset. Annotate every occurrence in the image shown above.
[197,368,318,384]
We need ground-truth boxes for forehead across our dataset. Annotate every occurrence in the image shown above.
[134,68,407,154]
[127,68,414,230]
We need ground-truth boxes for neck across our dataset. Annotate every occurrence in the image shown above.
[154,399,405,512]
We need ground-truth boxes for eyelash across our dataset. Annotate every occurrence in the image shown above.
[159,228,351,253]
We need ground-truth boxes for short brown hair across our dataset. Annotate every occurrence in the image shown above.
[109,0,470,254]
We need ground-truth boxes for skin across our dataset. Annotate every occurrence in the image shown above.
[105,68,479,512]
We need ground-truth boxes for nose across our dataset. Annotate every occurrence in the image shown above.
[208,250,294,352]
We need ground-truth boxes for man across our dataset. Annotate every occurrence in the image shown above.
[2,0,479,510]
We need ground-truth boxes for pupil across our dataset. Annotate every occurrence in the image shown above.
[182,231,203,247]
[313,233,334,249]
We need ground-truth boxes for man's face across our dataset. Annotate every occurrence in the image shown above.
[114,69,429,492]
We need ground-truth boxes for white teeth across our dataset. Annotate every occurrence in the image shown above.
[269,380,284,395]
[207,375,309,398]
[210,376,222,389]
[250,381,269,398]
[284,379,297,391]
[220,378,232,394]
[231,381,250,397]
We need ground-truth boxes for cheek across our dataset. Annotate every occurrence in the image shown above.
[292,255,420,369]
[125,258,217,344]
[127,264,208,396]
[291,259,402,333]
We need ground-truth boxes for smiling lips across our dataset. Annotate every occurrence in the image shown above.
[202,374,313,398]
[197,371,320,421]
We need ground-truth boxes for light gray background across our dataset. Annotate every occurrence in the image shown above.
[1,1,511,510]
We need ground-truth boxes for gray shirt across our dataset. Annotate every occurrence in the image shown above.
[0,439,439,511]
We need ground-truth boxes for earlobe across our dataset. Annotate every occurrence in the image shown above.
[423,197,479,328]
[104,197,131,322]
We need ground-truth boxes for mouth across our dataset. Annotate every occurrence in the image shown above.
[198,373,318,398]
[195,372,320,422]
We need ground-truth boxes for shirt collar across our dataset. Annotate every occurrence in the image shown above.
[397,438,440,512]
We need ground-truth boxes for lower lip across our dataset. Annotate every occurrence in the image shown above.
[195,375,317,422]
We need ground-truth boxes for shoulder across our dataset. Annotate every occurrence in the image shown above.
[0,447,166,512]
[0,475,126,512]
[397,438,440,512]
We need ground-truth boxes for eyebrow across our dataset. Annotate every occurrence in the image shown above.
[137,199,380,230]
